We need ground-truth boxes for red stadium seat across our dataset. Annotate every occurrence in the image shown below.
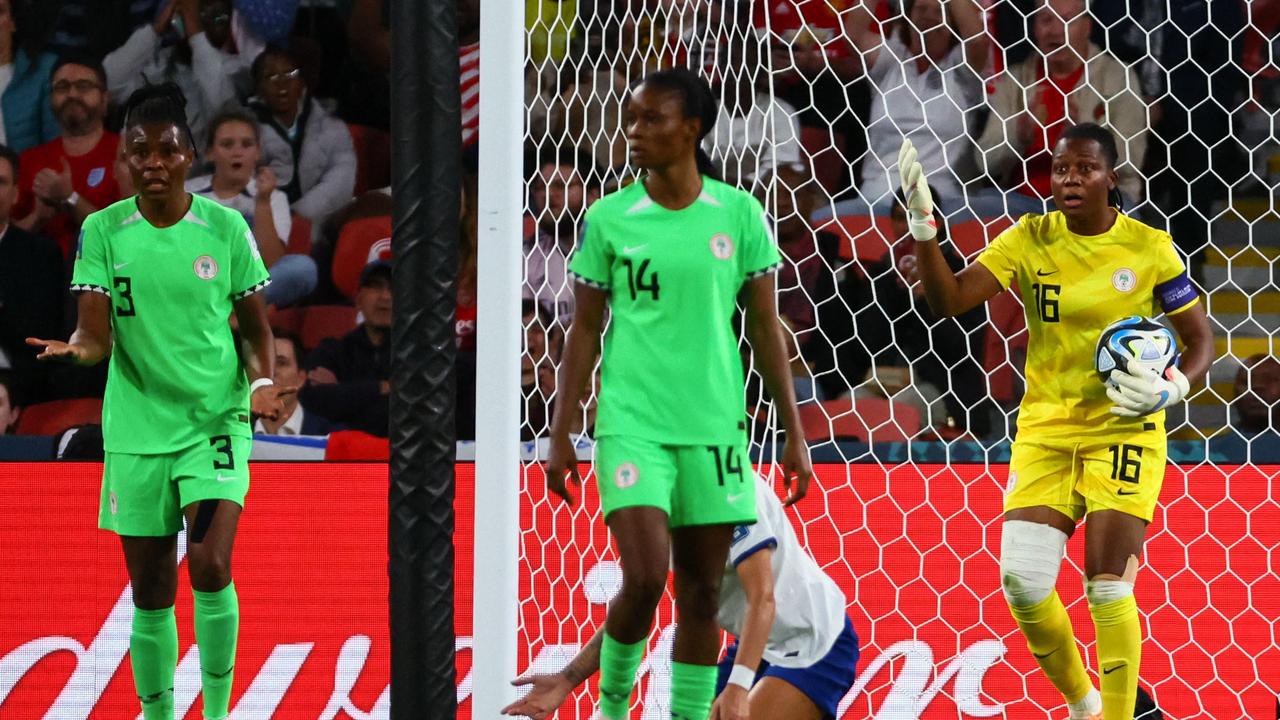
[301,305,359,350]
[325,430,389,461]
[267,306,304,334]
[347,124,392,196]
[821,214,896,262]
[799,397,921,443]
[983,289,1029,404]
[15,398,103,436]
[948,216,1015,259]
[333,215,392,300]
[286,214,312,256]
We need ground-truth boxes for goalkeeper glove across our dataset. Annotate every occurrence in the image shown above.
[897,138,938,242]
[1107,359,1190,417]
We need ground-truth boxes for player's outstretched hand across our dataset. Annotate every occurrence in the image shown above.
[26,337,85,364]
[250,383,298,422]
[545,433,582,506]
[710,685,749,720]
[780,434,812,507]
[896,139,938,242]
[501,672,574,719]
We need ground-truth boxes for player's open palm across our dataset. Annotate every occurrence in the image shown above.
[780,434,813,506]
[251,384,297,422]
[710,686,750,720]
[501,673,574,719]
[545,433,581,505]
[26,337,85,364]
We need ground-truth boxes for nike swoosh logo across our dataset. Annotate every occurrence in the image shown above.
[114,262,130,270]
[726,493,744,504]
[1118,489,1139,495]
[1102,664,1126,675]
[216,474,237,483]
[1036,268,1058,276]
[621,245,648,255]
[1032,649,1058,659]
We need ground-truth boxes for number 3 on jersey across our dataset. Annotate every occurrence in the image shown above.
[621,258,660,301]
[113,276,136,317]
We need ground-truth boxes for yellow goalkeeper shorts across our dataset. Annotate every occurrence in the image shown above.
[1005,427,1167,523]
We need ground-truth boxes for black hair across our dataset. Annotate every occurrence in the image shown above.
[251,44,301,86]
[271,327,304,364]
[634,67,721,181]
[51,54,108,89]
[892,182,949,244]
[1058,122,1124,209]
[122,82,196,153]
[207,107,261,148]
[536,144,603,192]
[0,143,19,178]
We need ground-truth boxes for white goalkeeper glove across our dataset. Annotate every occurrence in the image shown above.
[1107,359,1190,417]
[897,138,938,242]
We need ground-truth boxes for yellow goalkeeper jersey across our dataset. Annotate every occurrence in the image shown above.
[976,210,1199,443]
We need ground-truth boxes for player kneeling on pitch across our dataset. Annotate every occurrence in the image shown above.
[502,475,859,720]
[900,124,1213,719]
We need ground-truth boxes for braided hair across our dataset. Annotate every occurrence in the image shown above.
[121,82,196,155]
[635,67,721,181]
[1059,122,1124,210]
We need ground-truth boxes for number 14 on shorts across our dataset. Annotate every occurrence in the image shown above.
[706,445,744,485]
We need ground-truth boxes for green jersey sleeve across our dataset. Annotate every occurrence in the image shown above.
[70,217,111,295]
[740,196,782,279]
[568,209,612,289]
[229,217,271,299]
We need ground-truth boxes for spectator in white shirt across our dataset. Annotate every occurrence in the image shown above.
[845,0,989,207]
[254,329,331,436]
[704,30,801,185]
[186,109,317,307]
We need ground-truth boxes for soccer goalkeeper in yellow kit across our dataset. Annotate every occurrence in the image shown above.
[903,124,1214,719]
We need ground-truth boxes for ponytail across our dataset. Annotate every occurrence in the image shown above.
[636,67,722,181]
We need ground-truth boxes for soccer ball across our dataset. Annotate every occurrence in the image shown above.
[1095,316,1179,385]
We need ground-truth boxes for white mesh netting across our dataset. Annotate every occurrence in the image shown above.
[513,1,1279,717]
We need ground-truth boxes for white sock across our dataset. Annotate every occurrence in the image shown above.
[1067,688,1102,718]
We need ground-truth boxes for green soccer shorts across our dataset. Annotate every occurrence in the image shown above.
[99,434,252,536]
[593,435,756,528]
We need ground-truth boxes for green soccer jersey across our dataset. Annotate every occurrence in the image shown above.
[569,177,782,445]
[71,195,271,454]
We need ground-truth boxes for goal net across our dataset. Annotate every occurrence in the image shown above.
[508,1,1280,717]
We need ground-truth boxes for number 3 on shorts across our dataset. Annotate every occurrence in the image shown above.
[210,435,235,470]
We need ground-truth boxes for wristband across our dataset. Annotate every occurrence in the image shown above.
[66,191,80,208]
[250,378,275,393]
[726,664,755,690]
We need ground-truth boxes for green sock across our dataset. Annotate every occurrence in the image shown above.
[599,632,645,720]
[193,582,239,720]
[130,606,177,720]
[669,661,718,720]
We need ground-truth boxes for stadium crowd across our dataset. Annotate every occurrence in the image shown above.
[0,0,1275,461]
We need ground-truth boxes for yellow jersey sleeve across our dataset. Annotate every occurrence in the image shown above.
[1151,232,1199,316]
[975,214,1033,290]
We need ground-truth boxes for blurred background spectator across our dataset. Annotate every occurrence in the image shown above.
[520,298,557,442]
[103,0,243,151]
[524,145,600,328]
[0,0,60,153]
[845,0,988,208]
[249,44,355,227]
[0,144,62,405]
[977,0,1147,204]
[14,57,120,260]
[0,372,19,433]
[187,108,317,307]
[1210,354,1280,462]
[300,259,391,437]
[254,327,331,436]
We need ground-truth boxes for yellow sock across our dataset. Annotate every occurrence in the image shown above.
[1008,591,1094,705]
[1090,595,1141,720]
